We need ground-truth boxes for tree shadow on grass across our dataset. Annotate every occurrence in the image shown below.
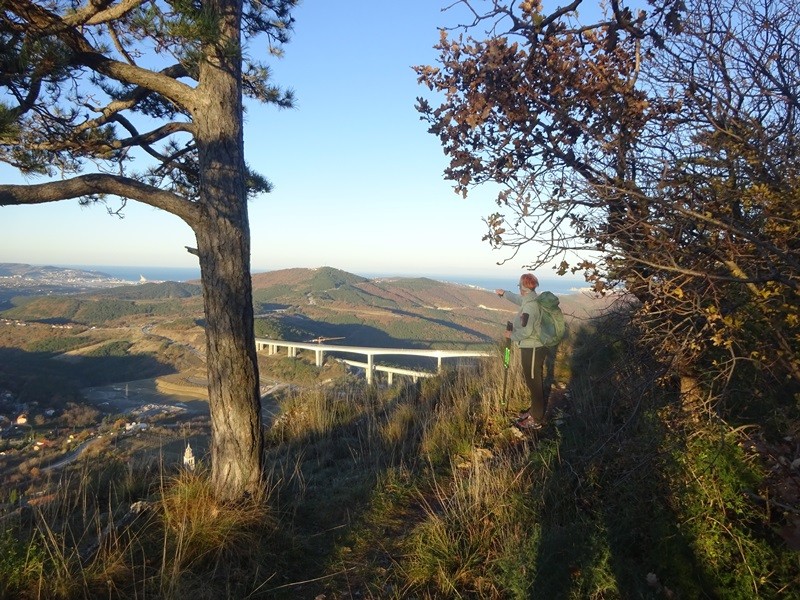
[0,346,176,407]
[529,313,710,598]
[257,376,435,598]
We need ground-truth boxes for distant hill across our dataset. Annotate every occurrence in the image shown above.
[1,264,609,348]
[1,293,201,325]
[0,263,115,280]
[0,264,203,325]
[249,266,607,350]
[92,281,202,300]
[252,266,368,291]
[0,262,131,309]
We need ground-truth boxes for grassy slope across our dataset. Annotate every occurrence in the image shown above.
[251,266,610,350]
[2,307,797,599]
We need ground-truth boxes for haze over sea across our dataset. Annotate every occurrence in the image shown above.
[57,264,589,296]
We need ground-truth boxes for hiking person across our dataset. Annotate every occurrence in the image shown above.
[496,273,554,429]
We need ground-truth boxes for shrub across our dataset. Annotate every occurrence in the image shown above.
[26,335,88,353]
[60,402,100,428]
[0,527,44,599]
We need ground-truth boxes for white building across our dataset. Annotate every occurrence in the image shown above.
[183,443,196,471]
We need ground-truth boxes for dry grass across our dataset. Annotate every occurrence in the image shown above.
[2,321,797,599]
[156,468,275,599]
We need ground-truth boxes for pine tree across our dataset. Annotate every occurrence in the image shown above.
[0,0,298,501]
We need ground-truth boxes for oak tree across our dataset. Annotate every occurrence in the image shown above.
[416,0,799,415]
[0,0,297,501]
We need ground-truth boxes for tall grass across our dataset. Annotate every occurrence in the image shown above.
[403,452,538,598]
[0,458,276,599]
[0,459,146,599]
[156,468,275,599]
[1,318,797,598]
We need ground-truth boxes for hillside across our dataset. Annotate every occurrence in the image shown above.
[3,265,795,599]
[1,288,203,326]
[0,264,609,409]
[0,263,134,309]
[0,264,611,408]
[2,264,608,350]
[3,302,797,599]
[250,266,606,349]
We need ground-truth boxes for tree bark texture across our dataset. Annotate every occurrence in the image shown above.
[192,0,264,501]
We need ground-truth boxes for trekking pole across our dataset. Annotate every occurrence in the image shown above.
[501,321,513,407]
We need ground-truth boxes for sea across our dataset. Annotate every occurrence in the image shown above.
[60,265,203,284]
[59,265,589,296]
[378,274,590,296]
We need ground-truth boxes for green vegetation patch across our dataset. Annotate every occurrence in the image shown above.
[253,284,294,304]
[323,286,398,308]
[2,296,81,320]
[25,335,91,354]
[93,281,202,300]
[254,315,308,340]
[306,266,368,291]
[84,340,133,357]
[2,295,193,325]
[72,299,166,323]
[0,527,44,599]
[668,428,796,598]
[259,354,324,384]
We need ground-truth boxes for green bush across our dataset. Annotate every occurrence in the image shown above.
[670,427,795,599]
[0,527,43,598]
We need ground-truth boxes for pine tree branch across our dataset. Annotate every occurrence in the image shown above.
[11,0,198,111]
[0,174,200,227]
[64,0,146,27]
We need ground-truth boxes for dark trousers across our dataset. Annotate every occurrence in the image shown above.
[520,346,551,421]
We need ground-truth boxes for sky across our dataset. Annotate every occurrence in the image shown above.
[0,1,570,283]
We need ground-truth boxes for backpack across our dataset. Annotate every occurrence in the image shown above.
[535,291,566,347]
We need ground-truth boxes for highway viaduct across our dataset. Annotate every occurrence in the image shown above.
[254,338,494,385]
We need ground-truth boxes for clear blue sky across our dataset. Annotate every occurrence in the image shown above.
[0,1,563,282]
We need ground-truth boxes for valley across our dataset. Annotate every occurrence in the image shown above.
[0,263,611,497]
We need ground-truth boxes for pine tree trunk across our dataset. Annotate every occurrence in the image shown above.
[193,0,264,502]
[195,216,264,501]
